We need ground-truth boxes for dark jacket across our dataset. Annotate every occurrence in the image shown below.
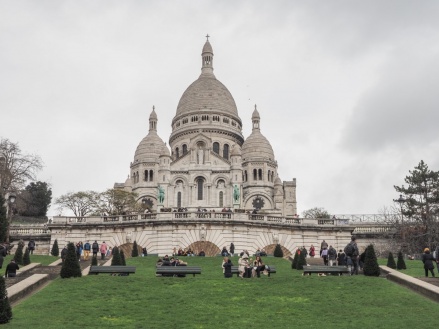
[422,252,435,270]
[92,242,99,252]
[337,252,346,265]
[223,260,233,278]
[5,261,20,277]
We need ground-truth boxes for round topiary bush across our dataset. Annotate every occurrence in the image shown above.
[387,252,396,269]
[51,239,59,257]
[273,244,283,257]
[60,242,82,278]
[363,244,380,276]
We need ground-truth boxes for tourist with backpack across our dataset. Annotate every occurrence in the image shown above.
[83,241,91,261]
[344,236,359,275]
[328,246,337,266]
[92,241,99,258]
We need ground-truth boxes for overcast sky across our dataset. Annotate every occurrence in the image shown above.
[1,1,438,216]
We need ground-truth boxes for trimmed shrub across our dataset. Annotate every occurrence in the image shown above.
[132,241,139,257]
[363,244,380,276]
[297,250,307,270]
[91,255,98,266]
[273,244,283,258]
[14,242,24,265]
[292,250,299,269]
[111,246,122,266]
[397,251,407,270]
[0,276,12,324]
[120,251,126,266]
[23,247,31,266]
[60,242,82,278]
[387,252,396,269]
[51,239,59,257]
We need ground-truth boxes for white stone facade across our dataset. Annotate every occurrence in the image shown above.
[116,39,297,216]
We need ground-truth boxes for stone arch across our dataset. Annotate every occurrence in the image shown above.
[262,243,291,257]
[186,241,221,257]
[243,192,273,209]
[213,175,229,187]
[171,176,189,186]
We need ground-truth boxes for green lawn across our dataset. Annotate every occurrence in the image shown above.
[5,256,439,329]
[378,257,429,277]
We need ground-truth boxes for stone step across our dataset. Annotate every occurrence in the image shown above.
[7,274,49,304]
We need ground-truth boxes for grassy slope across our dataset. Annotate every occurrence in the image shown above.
[5,256,439,329]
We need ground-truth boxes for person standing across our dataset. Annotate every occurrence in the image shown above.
[344,236,359,275]
[100,241,108,260]
[92,241,99,258]
[309,245,316,258]
[337,250,346,266]
[83,241,91,261]
[320,240,328,256]
[28,240,36,255]
[5,259,19,278]
[230,243,235,257]
[422,248,435,277]
[328,245,337,266]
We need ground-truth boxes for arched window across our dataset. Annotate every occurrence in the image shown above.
[144,170,148,181]
[219,191,224,207]
[213,142,219,154]
[175,147,179,158]
[197,177,204,200]
[244,170,248,182]
[149,170,154,181]
[177,192,182,208]
[271,172,274,182]
[182,144,188,155]
[253,169,257,181]
[267,170,271,182]
[223,144,229,159]
[258,169,263,180]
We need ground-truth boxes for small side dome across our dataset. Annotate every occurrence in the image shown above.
[134,131,168,162]
[242,130,275,161]
[274,176,282,185]
[125,175,133,187]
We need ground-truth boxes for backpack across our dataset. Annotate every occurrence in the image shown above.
[344,243,355,257]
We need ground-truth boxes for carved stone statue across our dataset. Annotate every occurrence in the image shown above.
[233,185,240,203]
[158,185,165,204]
[197,146,204,164]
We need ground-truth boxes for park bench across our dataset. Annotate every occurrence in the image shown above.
[89,265,136,276]
[302,265,349,276]
[230,266,276,277]
[156,266,202,277]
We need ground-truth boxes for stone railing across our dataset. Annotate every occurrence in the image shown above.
[9,224,50,236]
[50,213,352,227]
[353,224,393,234]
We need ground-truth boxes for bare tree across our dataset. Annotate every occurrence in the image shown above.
[302,207,331,218]
[0,138,43,196]
[55,191,98,217]
[93,189,138,215]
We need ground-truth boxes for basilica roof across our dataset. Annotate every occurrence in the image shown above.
[133,108,169,163]
[242,106,275,161]
[174,39,240,120]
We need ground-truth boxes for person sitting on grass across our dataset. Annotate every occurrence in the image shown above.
[222,257,233,278]
[252,256,266,278]
[238,253,250,278]
[5,259,19,278]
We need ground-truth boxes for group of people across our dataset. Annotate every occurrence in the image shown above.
[236,251,268,278]
[173,247,196,257]
[61,241,112,263]
[156,255,188,277]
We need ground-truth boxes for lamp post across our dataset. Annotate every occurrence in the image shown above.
[5,192,16,243]
[394,194,406,252]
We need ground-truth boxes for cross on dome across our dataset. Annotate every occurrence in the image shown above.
[205,34,210,41]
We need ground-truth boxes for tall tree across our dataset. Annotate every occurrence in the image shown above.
[93,189,138,215]
[55,191,98,217]
[302,207,331,219]
[0,138,43,194]
[394,160,439,252]
[16,181,52,217]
